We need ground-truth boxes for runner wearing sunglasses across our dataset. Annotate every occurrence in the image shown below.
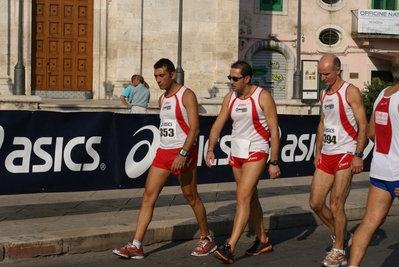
[206,60,280,264]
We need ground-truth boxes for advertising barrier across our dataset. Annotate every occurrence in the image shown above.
[0,111,373,195]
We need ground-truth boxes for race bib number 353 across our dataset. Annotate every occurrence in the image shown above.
[160,119,176,138]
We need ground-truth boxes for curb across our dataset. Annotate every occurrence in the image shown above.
[1,203,397,260]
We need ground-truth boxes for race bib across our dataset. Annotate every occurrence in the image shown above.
[159,119,176,138]
[323,125,339,145]
[375,111,388,125]
[231,138,250,158]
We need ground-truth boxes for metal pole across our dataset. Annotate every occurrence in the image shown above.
[293,0,301,99]
[14,0,26,95]
[175,0,184,85]
[140,0,144,74]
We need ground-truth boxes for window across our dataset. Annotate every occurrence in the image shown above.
[316,25,344,49]
[319,29,341,46]
[255,0,287,15]
[317,0,346,11]
[372,0,397,10]
[260,0,283,12]
[322,0,340,4]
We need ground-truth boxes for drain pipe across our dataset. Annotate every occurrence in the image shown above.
[140,0,144,74]
[14,0,25,95]
[293,0,301,99]
[175,0,184,85]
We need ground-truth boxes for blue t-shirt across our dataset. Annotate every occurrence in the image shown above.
[121,84,150,108]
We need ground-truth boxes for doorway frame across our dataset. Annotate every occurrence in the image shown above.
[26,0,108,99]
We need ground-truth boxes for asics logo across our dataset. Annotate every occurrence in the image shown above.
[0,126,4,150]
[185,157,193,168]
[339,162,349,168]
[125,125,160,179]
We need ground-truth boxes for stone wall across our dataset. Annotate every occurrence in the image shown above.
[104,0,239,103]
[0,0,239,103]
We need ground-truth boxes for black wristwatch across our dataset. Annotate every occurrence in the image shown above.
[354,151,364,158]
[270,160,278,166]
[179,149,189,157]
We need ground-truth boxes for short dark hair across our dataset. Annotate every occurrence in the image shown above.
[231,60,253,78]
[333,56,341,70]
[154,58,176,73]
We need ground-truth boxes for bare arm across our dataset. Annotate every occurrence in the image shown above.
[181,89,200,151]
[205,92,232,168]
[347,84,368,173]
[261,90,280,179]
[367,112,375,142]
[120,95,130,108]
[171,89,199,172]
[314,91,325,167]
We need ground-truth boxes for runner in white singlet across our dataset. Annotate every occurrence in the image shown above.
[206,61,280,264]
[228,86,270,153]
[159,86,190,149]
[320,81,358,155]
[309,54,368,267]
[113,58,216,260]
[369,88,399,181]
[350,55,399,267]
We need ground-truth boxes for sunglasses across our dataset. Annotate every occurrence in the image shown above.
[227,75,245,82]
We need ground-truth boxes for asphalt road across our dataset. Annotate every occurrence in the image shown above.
[1,216,398,267]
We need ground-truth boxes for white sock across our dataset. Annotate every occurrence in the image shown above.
[333,248,345,254]
[132,239,142,249]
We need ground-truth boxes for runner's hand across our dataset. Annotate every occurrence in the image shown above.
[172,155,186,172]
[205,151,215,168]
[269,165,280,179]
[351,157,363,174]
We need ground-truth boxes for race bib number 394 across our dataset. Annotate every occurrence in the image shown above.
[323,125,338,145]
[160,119,176,138]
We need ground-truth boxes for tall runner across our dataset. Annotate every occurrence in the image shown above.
[309,54,367,267]
[206,60,280,264]
[113,58,216,259]
[349,55,399,267]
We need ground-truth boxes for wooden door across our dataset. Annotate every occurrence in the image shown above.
[32,0,93,93]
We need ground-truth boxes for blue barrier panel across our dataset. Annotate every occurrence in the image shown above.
[0,111,372,194]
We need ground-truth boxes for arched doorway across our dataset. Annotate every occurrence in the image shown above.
[245,40,295,100]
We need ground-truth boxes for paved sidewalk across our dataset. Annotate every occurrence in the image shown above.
[0,172,397,260]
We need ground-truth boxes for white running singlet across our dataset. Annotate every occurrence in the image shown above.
[159,86,190,149]
[321,82,358,155]
[370,88,399,181]
[228,87,270,155]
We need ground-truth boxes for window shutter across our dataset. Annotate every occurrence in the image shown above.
[373,0,397,10]
[386,0,397,10]
[372,0,384,9]
[260,0,283,12]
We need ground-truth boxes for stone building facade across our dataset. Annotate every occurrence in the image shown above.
[0,0,238,102]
